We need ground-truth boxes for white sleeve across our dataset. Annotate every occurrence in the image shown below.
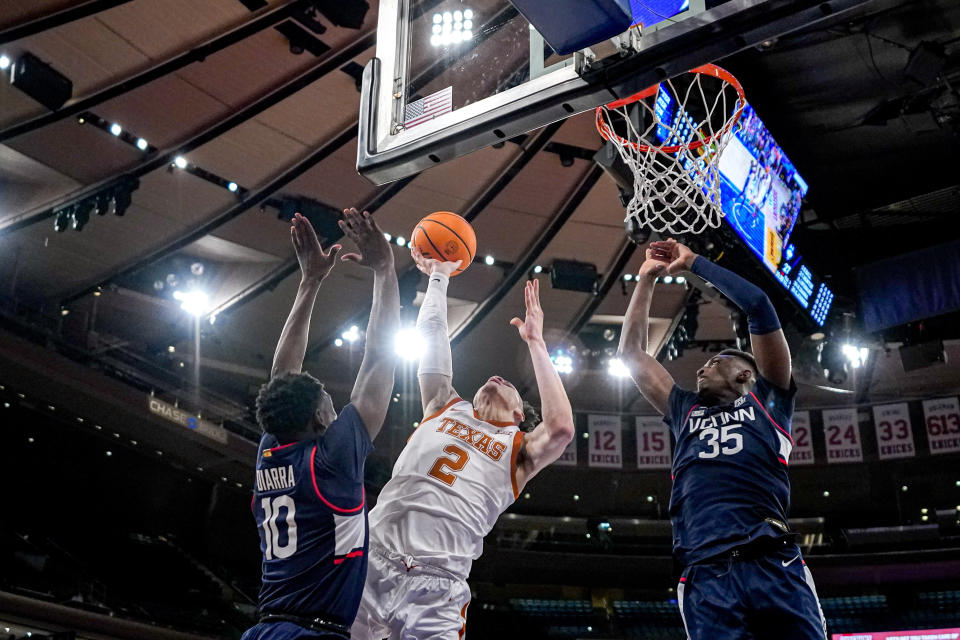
[417,272,453,378]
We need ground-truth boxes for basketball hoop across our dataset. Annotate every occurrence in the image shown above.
[596,64,746,235]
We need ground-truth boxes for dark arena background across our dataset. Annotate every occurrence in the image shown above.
[2,0,960,639]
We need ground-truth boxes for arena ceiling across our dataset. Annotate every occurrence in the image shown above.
[0,0,959,434]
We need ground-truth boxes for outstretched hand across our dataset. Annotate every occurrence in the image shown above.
[291,212,341,284]
[649,238,697,275]
[639,246,670,280]
[411,247,461,278]
[510,279,545,346]
[338,207,394,272]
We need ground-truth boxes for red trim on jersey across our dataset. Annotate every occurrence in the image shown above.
[679,577,687,583]
[777,456,789,466]
[681,403,700,430]
[265,441,299,454]
[510,431,524,499]
[423,397,463,424]
[749,392,794,445]
[250,493,255,513]
[333,549,365,565]
[310,445,365,513]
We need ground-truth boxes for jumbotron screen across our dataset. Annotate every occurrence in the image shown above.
[630,0,689,28]
[832,628,960,639]
[652,93,835,327]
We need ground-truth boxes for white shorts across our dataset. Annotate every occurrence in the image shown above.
[351,545,471,640]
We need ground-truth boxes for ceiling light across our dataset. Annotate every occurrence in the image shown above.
[109,123,122,136]
[484,255,495,266]
[432,13,442,23]
[841,343,869,369]
[173,156,188,169]
[394,327,425,361]
[464,9,473,19]
[342,325,361,343]
[901,485,908,492]
[551,351,573,375]
[0,55,9,70]
[623,273,633,281]
[60,308,69,316]
[663,275,674,284]
[676,276,686,284]
[174,290,210,316]
[533,265,543,274]
[443,11,452,22]
[573,494,580,501]
[54,209,71,232]
[395,236,406,247]
[810,332,826,341]
[136,137,148,150]
[383,232,392,241]
[334,338,343,347]
[607,358,630,378]
[105,450,112,456]
[823,490,830,497]
[167,345,175,353]
[227,181,238,192]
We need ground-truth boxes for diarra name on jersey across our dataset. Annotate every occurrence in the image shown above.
[256,465,296,492]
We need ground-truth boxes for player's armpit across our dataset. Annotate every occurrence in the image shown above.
[749,329,792,391]
[514,418,574,488]
[419,374,459,419]
[618,350,674,417]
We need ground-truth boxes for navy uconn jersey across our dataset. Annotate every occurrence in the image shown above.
[252,403,372,626]
[666,376,797,566]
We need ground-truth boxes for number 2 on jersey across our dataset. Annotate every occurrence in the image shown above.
[428,444,470,486]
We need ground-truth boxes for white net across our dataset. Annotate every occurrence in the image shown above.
[596,65,744,235]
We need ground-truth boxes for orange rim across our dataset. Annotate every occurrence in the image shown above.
[595,63,746,154]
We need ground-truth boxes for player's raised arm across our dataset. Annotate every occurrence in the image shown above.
[410,248,461,417]
[339,208,401,440]
[617,249,677,416]
[513,280,575,485]
[653,238,792,390]
[270,213,342,378]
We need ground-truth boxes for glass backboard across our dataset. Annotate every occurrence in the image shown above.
[357,0,873,185]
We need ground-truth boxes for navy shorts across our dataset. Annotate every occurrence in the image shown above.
[677,543,827,640]
[241,621,346,640]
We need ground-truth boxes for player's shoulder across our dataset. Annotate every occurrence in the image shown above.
[666,385,700,423]
[423,396,469,422]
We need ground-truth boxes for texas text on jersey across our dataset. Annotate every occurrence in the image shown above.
[666,376,798,566]
[252,403,372,628]
[368,398,524,579]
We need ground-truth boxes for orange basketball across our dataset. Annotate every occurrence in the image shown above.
[410,211,477,276]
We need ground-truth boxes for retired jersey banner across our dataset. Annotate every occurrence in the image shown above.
[635,416,672,469]
[822,407,863,463]
[922,397,960,455]
[588,414,623,469]
[554,432,578,466]
[789,410,815,466]
[872,403,916,460]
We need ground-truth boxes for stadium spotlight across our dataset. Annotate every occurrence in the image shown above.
[71,203,91,231]
[663,275,674,284]
[484,255,495,266]
[53,208,71,232]
[109,123,122,136]
[136,137,149,150]
[550,350,574,375]
[334,338,343,347]
[395,236,406,247]
[173,290,210,316]
[0,55,9,70]
[533,265,543,274]
[173,155,188,169]
[623,273,633,281]
[841,344,869,369]
[394,326,425,361]
[607,358,630,378]
[227,181,239,192]
[383,232,392,242]
[676,276,686,284]
[342,325,361,343]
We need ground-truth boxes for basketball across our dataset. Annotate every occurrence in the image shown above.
[410,211,477,276]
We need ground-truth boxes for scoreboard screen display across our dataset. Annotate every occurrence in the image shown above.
[630,0,689,28]
[652,94,835,327]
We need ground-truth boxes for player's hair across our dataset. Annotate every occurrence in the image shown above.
[518,400,541,433]
[717,348,758,377]
[255,372,326,438]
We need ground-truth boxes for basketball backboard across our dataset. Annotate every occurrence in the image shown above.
[357,0,873,185]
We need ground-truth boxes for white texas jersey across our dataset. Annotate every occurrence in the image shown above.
[368,397,524,578]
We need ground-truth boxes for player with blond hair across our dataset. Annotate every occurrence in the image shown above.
[351,249,575,639]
